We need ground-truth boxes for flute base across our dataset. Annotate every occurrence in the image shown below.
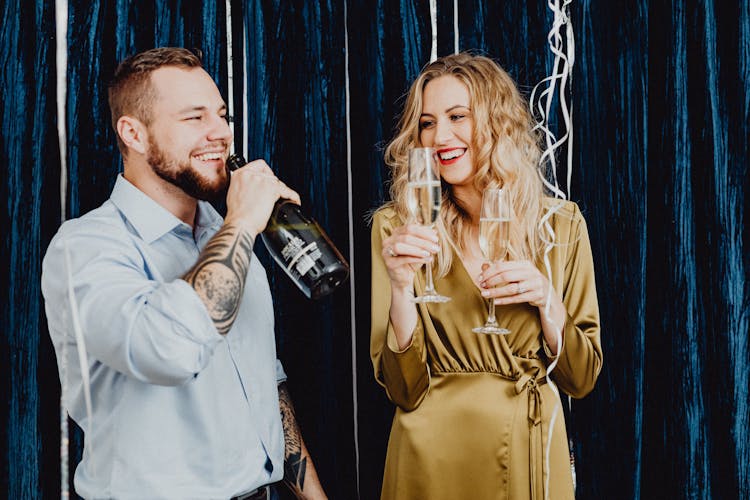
[472,325,510,335]
[412,294,451,304]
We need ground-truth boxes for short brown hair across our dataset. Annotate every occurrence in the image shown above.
[108,47,202,153]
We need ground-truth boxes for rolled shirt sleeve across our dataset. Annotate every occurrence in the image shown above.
[43,218,223,387]
[275,359,287,384]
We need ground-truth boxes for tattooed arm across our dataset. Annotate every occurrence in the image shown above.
[182,223,255,335]
[183,158,300,335]
[278,383,327,499]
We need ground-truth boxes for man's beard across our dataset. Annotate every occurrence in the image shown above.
[147,138,229,201]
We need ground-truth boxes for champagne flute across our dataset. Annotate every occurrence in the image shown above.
[406,147,451,303]
[473,188,511,334]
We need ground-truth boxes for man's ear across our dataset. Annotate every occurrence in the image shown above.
[116,116,148,155]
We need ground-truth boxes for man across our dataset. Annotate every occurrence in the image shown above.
[42,47,327,499]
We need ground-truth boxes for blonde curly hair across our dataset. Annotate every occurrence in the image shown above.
[383,53,545,276]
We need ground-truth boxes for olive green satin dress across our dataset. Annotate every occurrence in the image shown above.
[370,200,602,500]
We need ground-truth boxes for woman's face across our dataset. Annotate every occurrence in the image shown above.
[419,75,475,187]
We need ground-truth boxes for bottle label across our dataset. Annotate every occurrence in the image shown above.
[281,236,322,276]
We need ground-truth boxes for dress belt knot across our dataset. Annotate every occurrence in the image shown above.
[514,372,544,426]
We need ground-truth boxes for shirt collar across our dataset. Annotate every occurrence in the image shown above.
[195,199,224,233]
[110,174,223,244]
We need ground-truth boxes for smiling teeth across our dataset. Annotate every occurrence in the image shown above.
[439,149,464,160]
[195,152,223,161]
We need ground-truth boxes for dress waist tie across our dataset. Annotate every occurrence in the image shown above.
[515,372,547,500]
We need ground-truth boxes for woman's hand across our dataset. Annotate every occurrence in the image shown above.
[380,224,439,350]
[381,223,440,291]
[479,260,567,355]
[478,260,553,309]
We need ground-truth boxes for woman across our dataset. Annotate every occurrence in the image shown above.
[370,53,602,500]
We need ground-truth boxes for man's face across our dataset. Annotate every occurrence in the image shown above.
[144,66,233,201]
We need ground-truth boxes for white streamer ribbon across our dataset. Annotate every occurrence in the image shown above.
[242,19,249,161]
[429,0,438,62]
[343,3,361,496]
[225,0,235,142]
[55,1,70,497]
[453,0,459,54]
[531,0,575,201]
[62,239,95,455]
[529,1,576,498]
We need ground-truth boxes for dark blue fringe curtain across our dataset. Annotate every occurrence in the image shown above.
[1,1,748,498]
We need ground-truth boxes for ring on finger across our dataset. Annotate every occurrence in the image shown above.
[517,282,526,294]
[387,246,397,257]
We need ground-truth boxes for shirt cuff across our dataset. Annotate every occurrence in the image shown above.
[275,359,287,384]
[385,319,420,353]
[165,279,224,347]
[542,338,560,359]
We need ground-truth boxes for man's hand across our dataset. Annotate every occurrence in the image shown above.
[225,159,300,237]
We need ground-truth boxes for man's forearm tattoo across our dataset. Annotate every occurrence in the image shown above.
[279,383,307,492]
[183,223,254,335]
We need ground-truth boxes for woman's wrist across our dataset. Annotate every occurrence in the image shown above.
[538,294,566,355]
[391,283,415,301]
[388,284,418,350]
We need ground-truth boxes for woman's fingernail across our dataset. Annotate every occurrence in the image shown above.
[481,290,489,297]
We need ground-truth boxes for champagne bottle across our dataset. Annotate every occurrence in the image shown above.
[226,154,350,299]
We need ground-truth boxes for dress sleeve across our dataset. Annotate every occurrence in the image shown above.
[550,203,603,398]
[369,210,430,411]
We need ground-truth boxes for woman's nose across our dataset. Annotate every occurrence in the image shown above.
[433,118,453,145]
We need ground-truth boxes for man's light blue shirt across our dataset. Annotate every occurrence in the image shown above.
[42,175,286,499]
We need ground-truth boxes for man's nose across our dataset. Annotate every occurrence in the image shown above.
[208,114,233,142]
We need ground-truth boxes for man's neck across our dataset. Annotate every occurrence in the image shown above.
[123,162,197,227]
